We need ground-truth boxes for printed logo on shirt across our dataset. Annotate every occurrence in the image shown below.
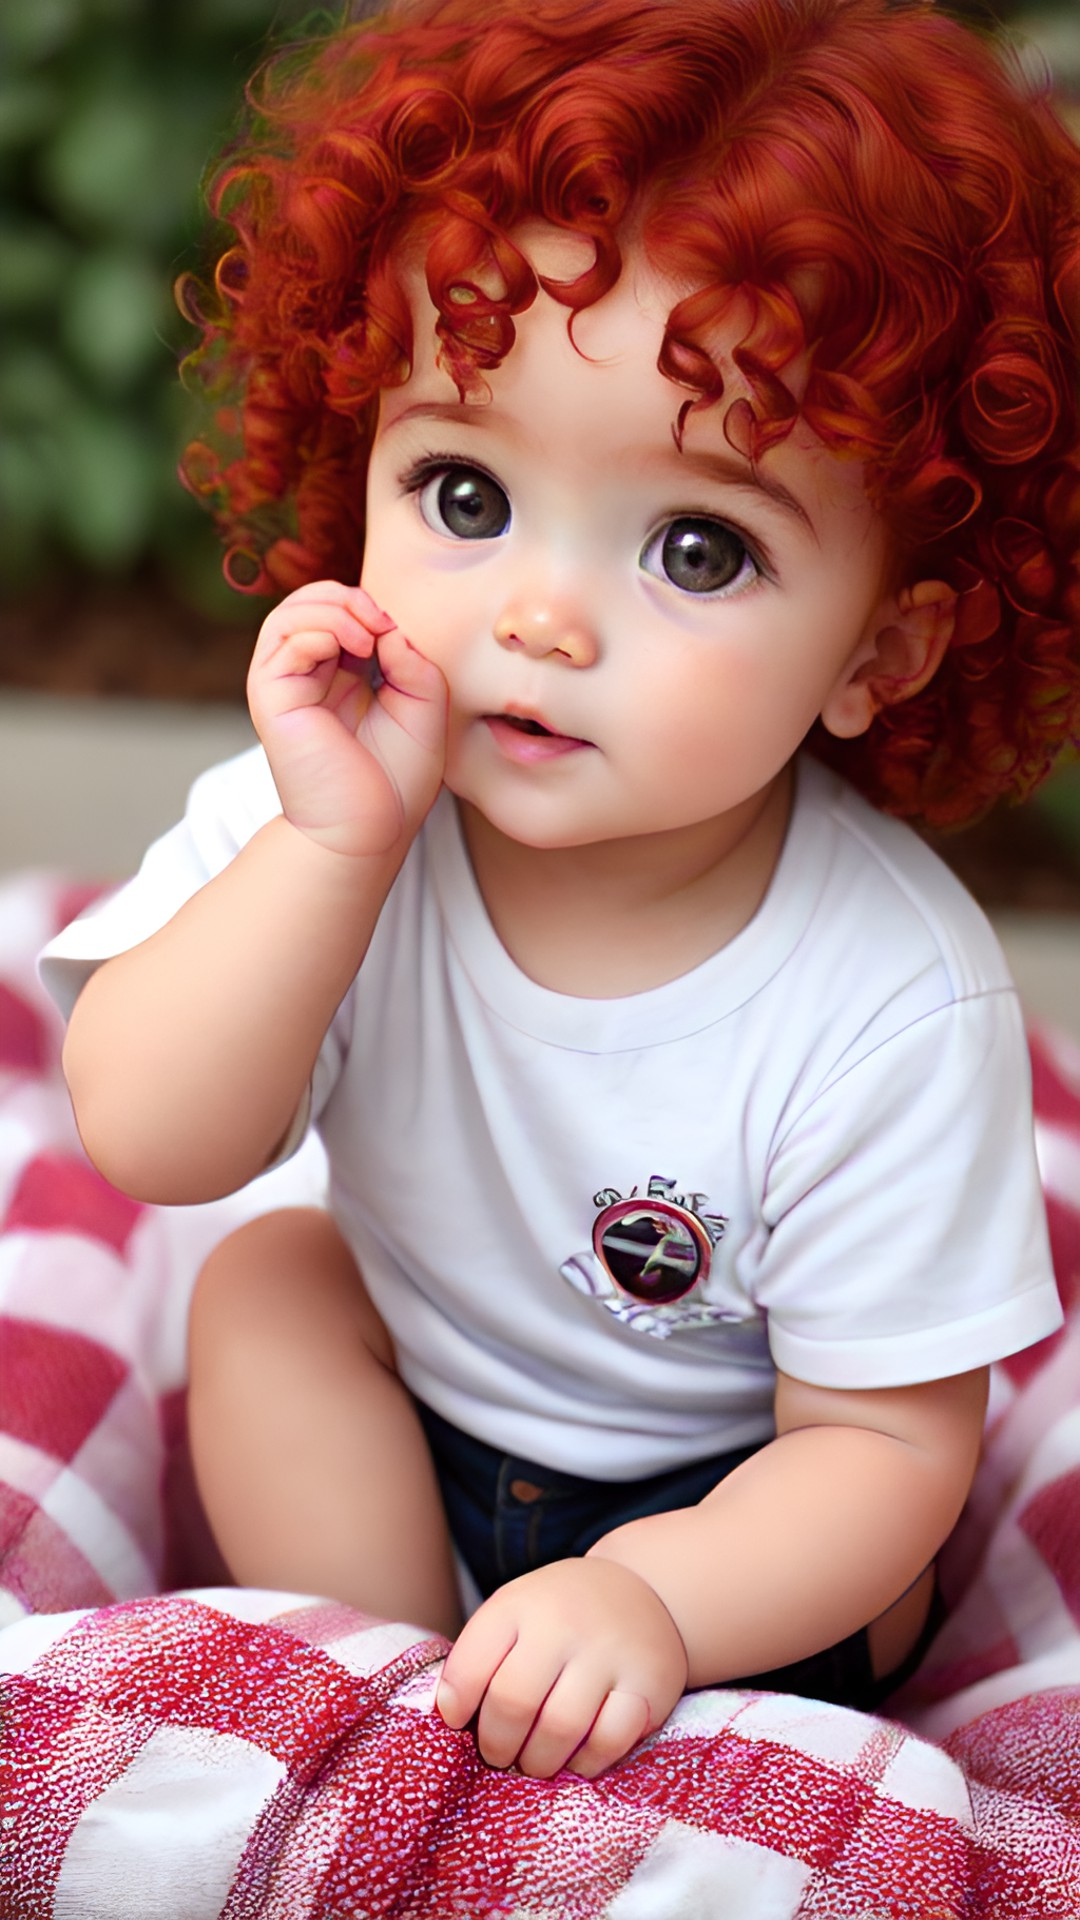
[559,1174,736,1339]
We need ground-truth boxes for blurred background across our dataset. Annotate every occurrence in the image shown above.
[0,0,1078,1023]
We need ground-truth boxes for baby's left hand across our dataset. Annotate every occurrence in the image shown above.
[435,1558,688,1779]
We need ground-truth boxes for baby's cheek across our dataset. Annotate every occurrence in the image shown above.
[361,550,446,663]
[358,546,394,615]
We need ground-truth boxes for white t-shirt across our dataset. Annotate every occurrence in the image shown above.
[40,750,1062,1479]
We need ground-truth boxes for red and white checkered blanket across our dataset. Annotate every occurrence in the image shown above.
[2,869,1079,1918]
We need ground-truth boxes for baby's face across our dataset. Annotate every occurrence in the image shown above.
[362,230,891,853]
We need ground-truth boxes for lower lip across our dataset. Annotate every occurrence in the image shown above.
[484,716,593,762]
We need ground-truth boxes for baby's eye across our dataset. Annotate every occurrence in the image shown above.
[641,516,758,596]
[416,464,511,540]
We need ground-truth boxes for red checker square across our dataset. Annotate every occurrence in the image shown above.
[799,1796,973,1917]
[1045,1192,1080,1314]
[2,1674,153,1915]
[0,982,48,1074]
[0,1315,128,1460]
[598,1727,874,1869]
[1030,1034,1080,1132]
[909,1632,1023,1705]
[0,1478,39,1559]
[999,1321,1067,1391]
[54,880,109,935]
[949,1689,1080,1821]
[0,1493,114,1612]
[1018,1466,1080,1624]
[159,1386,232,1590]
[39,1598,393,1774]
[3,1149,144,1252]
[313,1712,657,1920]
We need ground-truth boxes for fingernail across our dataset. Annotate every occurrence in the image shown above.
[436,1681,459,1725]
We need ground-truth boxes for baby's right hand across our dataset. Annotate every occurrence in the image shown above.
[246,581,449,858]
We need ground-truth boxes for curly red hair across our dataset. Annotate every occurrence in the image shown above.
[179,0,1080,825]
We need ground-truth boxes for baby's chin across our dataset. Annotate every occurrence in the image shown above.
[449,788,596,850]
[450,792,678,864]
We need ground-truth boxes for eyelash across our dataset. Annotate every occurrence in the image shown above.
[397,451,772,596]
[398,451,499,498]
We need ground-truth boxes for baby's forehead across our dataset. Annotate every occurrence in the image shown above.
[384,232,786,465]
[395,223,702,374]
[513,220,599,283]
[382,238,684,430]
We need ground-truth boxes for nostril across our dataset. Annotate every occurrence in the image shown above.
[494,606,595,662]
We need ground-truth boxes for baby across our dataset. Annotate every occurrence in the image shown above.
[42,0,1079,1781]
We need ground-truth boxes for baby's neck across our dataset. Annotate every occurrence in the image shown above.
[457,766,794,998]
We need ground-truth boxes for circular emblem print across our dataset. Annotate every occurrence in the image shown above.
[592,1199,712,1304]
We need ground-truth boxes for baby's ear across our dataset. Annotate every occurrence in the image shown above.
[820,580,957,740]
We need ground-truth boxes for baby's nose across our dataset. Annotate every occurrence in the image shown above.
[493,597,598,666]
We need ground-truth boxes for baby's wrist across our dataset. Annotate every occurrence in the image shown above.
[272,807,414,875]
[248,816,410,950]
[584,1541,690,1678]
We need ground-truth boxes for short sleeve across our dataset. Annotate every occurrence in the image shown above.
[755,989,1062,1388]
[39,747,280,1018]
[37,744,347,1161]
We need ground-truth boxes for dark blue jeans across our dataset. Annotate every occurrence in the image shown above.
[416,1400,942,1713]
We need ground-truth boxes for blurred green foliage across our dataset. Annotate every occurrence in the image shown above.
[0,0,317,614]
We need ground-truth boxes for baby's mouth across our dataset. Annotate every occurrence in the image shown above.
[484,710,594,756]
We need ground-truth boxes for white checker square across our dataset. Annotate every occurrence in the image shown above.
[320,1616,440,1679]
[53,1723,286,1920]
[728,1691,879,1768]
[0,1605,78,1672]
[606,1819,811,1919]
[877,1734,974,1825]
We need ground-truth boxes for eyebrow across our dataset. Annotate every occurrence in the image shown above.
[382,400,817,540]
[382,400,495,433]
[666,449,817,542]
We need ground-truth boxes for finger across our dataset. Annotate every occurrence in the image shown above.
[371,624,442,698]
[249,622,388,731]
[252,599,383,672]
[287,583,396,640]
[363,628,448,754]
[471,1638,566,1771]
[263,580,396,635]
[337,582,398,634]
[436,1604,520,1732]
[322,656,380,734]
[563,1688,652,1780]
[248,629,350,722]
[513,1664,611,1780]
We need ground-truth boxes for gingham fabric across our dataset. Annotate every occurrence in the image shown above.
[2,869,1079,1919]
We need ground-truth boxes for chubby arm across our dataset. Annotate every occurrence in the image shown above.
[590,1364,990,1684]
[63,583,447,1204]
[63,818,400,1202]
[439,1364,988,1777]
